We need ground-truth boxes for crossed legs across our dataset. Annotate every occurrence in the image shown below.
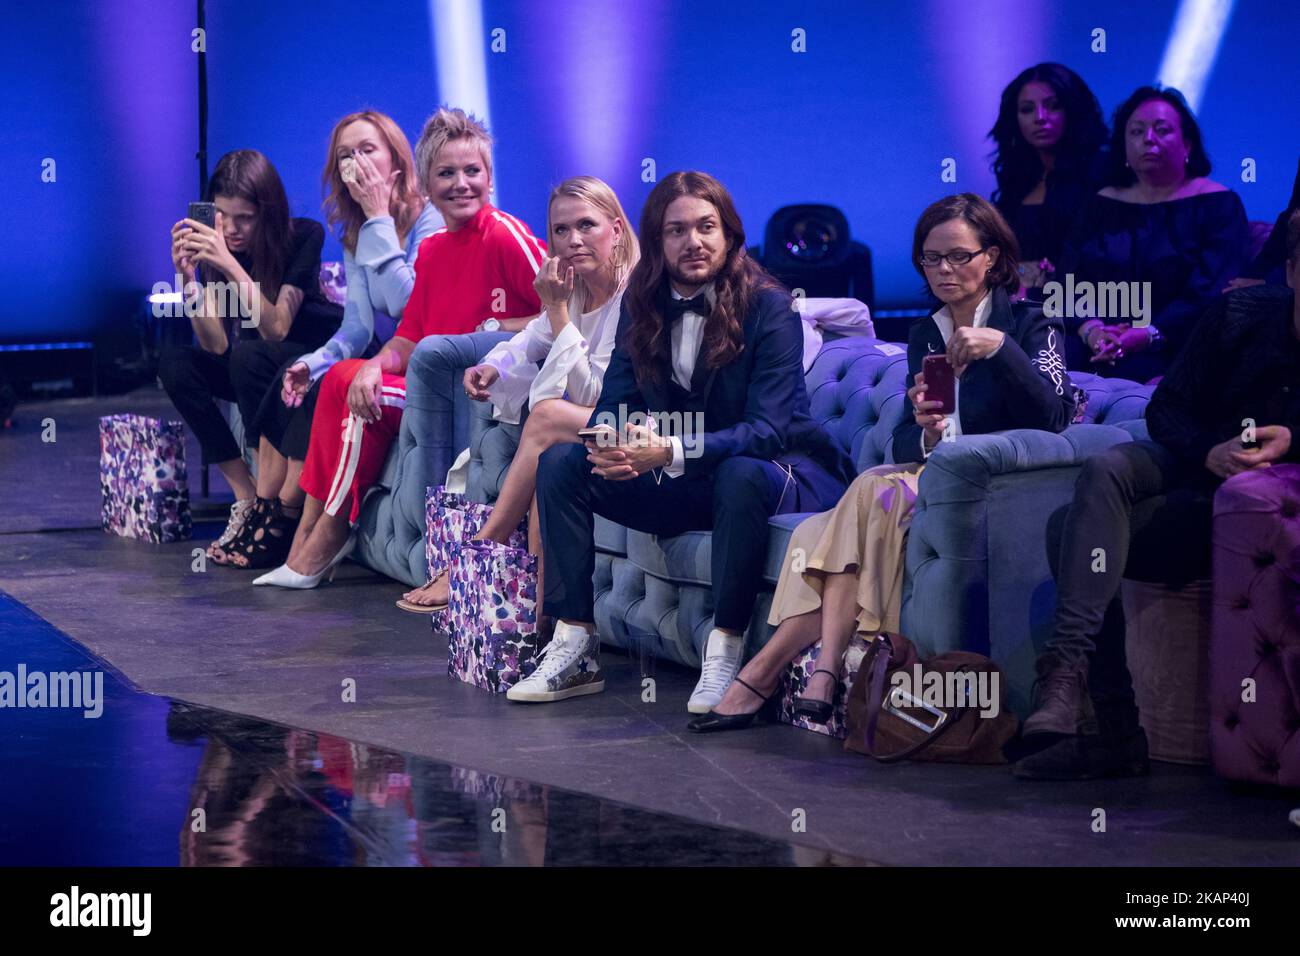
[403,398,594,607]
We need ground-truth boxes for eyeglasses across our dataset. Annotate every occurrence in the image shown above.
[917,247,989,268]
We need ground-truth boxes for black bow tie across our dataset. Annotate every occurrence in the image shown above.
[666,292,712,321]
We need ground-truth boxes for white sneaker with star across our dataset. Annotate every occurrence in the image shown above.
[687,628,745,714]
[506,621,605,703]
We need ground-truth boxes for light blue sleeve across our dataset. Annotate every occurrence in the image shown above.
[359,204,443,319]
[297,248,373,381]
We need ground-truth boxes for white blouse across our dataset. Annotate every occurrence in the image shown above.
[922,291,1003,457]
[482,284,625,424]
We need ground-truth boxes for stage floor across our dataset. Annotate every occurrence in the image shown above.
[2,388,1298,866]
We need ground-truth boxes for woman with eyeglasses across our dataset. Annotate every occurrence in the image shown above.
[690,194,1076,733]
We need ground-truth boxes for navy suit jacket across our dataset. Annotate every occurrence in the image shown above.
[590,286,854,484]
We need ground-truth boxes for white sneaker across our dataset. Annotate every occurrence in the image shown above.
[688,629,745,713]
[506,622,605,703]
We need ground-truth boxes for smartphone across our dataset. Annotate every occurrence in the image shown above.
[188,201,216,229]
[577,425,618,447]
[921,354,956,415]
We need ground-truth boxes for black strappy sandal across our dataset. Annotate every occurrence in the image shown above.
[792,668,840,724]
[228,499,299,570]
[687,676,779,734]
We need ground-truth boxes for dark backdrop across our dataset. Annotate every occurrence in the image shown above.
[4,0,1296,343]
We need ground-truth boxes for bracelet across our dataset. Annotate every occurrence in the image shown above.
[1079,319,1103,346]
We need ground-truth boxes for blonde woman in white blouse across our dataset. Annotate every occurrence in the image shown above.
[398,176,639,612]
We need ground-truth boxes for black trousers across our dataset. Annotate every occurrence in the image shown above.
[228,339,316,453]
[258,376,320,461]
[1045,440,1215,730]
[537,445,848,631]
[159,345,241,466]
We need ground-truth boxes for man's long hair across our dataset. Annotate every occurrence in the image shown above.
[626,171,784,387]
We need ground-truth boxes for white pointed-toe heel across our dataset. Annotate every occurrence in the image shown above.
[253,533,356,589]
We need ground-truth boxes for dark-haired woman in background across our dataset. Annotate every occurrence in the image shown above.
[162,149,341,562]
[691,194,1076,733]
[1057,86,1249,381]
[989,62,1107,293]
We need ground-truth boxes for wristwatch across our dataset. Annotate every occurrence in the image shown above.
[480,318,500,332]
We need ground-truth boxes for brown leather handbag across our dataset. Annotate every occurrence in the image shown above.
[844,634,1018,764]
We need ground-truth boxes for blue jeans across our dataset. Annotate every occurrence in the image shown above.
[405,330,513,496]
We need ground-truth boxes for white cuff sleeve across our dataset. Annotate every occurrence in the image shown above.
[664,436,686,478]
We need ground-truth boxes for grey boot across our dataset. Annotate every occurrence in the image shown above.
[1021,651,1094,737]
[1013,701,1149,781]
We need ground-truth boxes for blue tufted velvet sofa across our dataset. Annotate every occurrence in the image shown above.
[352,331,1155,715]
[351,330,513,586]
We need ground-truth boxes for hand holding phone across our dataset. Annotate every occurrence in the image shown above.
[188,202,216,229]
[921,354,956,414]
[578,424,618,448]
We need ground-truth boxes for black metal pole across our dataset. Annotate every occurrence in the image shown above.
[197,0,208,198]
[197,0,210,497]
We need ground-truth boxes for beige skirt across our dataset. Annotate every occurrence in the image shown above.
[767,461,925,635]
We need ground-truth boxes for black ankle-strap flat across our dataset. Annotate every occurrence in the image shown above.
[686,676,779,734]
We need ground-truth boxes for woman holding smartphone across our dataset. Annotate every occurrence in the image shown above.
[221,111,441,569]
[397,175,639,612]
[252,107,545,589]
[690,194,1076,733]
[161,149,339,564]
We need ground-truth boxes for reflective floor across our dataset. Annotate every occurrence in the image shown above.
[0,593,862,866]
[4,391,1299,868]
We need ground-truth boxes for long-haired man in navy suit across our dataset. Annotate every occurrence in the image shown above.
[508,171,854,710]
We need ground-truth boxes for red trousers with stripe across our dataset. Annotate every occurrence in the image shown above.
[299,359,406,524]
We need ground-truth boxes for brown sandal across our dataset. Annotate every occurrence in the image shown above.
[395,569,449,614]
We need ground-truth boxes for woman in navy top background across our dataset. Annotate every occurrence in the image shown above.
[1058,86,1249,382]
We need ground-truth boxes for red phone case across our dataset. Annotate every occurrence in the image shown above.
[922,354,955,414]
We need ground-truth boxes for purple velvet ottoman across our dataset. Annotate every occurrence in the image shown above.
[1210,464,1300,788]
